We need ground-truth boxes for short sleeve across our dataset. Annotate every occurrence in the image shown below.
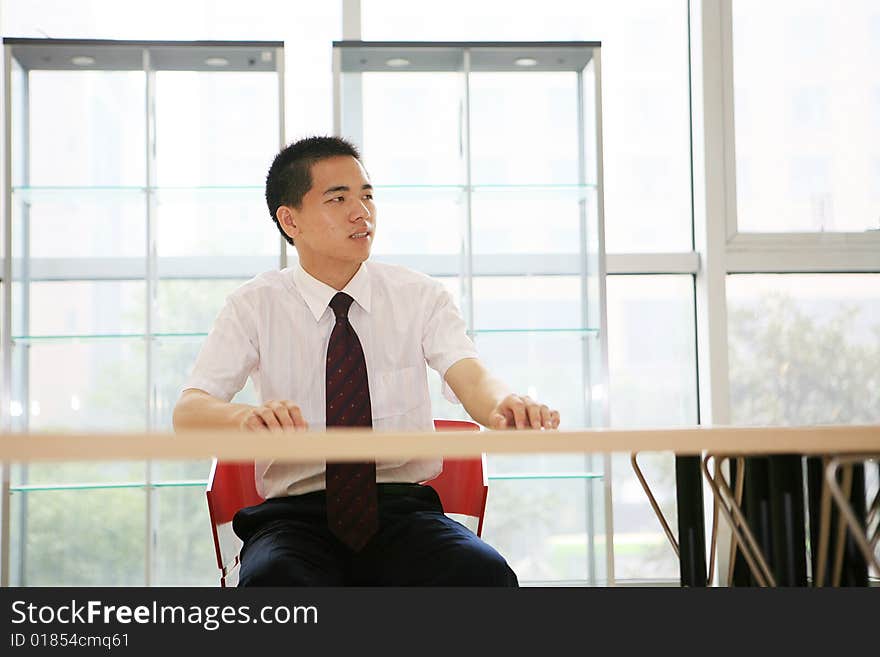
[422,282,479,404]
[182,295,259,402]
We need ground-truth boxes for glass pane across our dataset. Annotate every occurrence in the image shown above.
[732,0,880,232]
[11,462,144,487]
[1,1,337,42]
[488,454,598,478]
[606,274,698,581]
[22,281,145,337]
[470,72,579,185]
[611,451,678,581]
[471,188,589,255]
[472,274,596,473]
[14,339,146,432]
[14,189,145,259]
[727,274,880,425]
[473,330,592,430]
[362,0,693,252]
[152,487,217,586]
[156,188,278,258]
[607,275,697,426]
[155,72,279,187]
[153,336,258,435]
[10,489,145,586]
[482,478,597,583]
[28,71,146,186]
[151,460,213,484]
[360,72,465,185]
[473,275,582,330]
[156,279,249,334]
[370,187,466,256]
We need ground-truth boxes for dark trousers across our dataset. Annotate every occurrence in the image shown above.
[233,483,518,587]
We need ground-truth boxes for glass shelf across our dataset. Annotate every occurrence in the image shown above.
[469,327,598,335]
[11,183,596,203]
[9,473,601,494]
[9,480,207,493]
[373,183,595,202]
[10,185,265,204]
[12,329,598,342]
[11,332,208,343]
[471,183,596,202]
[488,472,602,480]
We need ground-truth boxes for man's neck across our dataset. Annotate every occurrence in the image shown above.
[298,257,362,291]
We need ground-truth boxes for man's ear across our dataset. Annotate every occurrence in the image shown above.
[276,206,299,241]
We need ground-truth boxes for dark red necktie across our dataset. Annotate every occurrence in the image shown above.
[324,292,378,551]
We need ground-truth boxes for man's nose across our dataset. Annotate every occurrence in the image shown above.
[350,199,371,221]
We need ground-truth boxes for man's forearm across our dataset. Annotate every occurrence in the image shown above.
[444,358,511,427]
[461,376,509,427]
[172,389,253,431]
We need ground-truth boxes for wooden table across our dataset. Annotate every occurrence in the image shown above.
[2,425,878,586]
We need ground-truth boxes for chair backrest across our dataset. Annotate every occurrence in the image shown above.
[205,459,264,583]
[423,419,487,536]
[206,418,487,586]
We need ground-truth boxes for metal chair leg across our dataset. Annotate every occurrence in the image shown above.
[632,451,720,583]
[631,452,679,558]
[814,456,833,587]
[726,456,745,587]
[826,456,880,576]
[701,453,776,587]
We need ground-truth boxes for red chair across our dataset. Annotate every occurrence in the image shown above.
[206,418,487,587]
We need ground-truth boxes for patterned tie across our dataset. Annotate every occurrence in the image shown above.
[324,292,378,551]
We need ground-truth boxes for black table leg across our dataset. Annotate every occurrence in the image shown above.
[768,454,808,586]
[744,456,773,586]
[675,455,707,586]
[807,456,833,585]
[840,463,869,587]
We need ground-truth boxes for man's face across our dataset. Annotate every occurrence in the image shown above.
[283,155,376,267]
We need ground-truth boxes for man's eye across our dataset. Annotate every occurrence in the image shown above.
[329,196,344,203]
[363,194,373,201]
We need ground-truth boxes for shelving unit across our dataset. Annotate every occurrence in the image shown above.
[1,38,285,586]
[333,41,610,584]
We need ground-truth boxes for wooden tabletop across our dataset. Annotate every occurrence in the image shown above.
[0,424,878,462]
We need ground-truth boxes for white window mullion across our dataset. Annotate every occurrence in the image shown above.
[606,252,699,275]
[691,0,734,586]
[692,0,733,428]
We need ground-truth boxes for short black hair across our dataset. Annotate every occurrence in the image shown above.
[265,136,362,246]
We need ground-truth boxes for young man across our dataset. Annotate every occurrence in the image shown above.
[173,136,560,586]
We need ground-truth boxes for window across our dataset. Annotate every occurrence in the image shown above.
[363,0,693,252]
[606,274,697,580]
[2,0,706,587]
[727,274,880,426]
[7,47,280,583]
[732,0,880,233]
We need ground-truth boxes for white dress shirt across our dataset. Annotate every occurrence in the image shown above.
[184,261,478,498]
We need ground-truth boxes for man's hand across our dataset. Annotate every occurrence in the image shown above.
[444,359,561,430]
[240,400,309,433]
[487,394,560,430]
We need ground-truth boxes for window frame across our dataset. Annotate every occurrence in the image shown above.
[720,0,880,269]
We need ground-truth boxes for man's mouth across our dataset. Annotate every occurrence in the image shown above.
[349,231,371,239]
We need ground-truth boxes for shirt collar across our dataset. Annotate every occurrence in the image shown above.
[293,262,372,322]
